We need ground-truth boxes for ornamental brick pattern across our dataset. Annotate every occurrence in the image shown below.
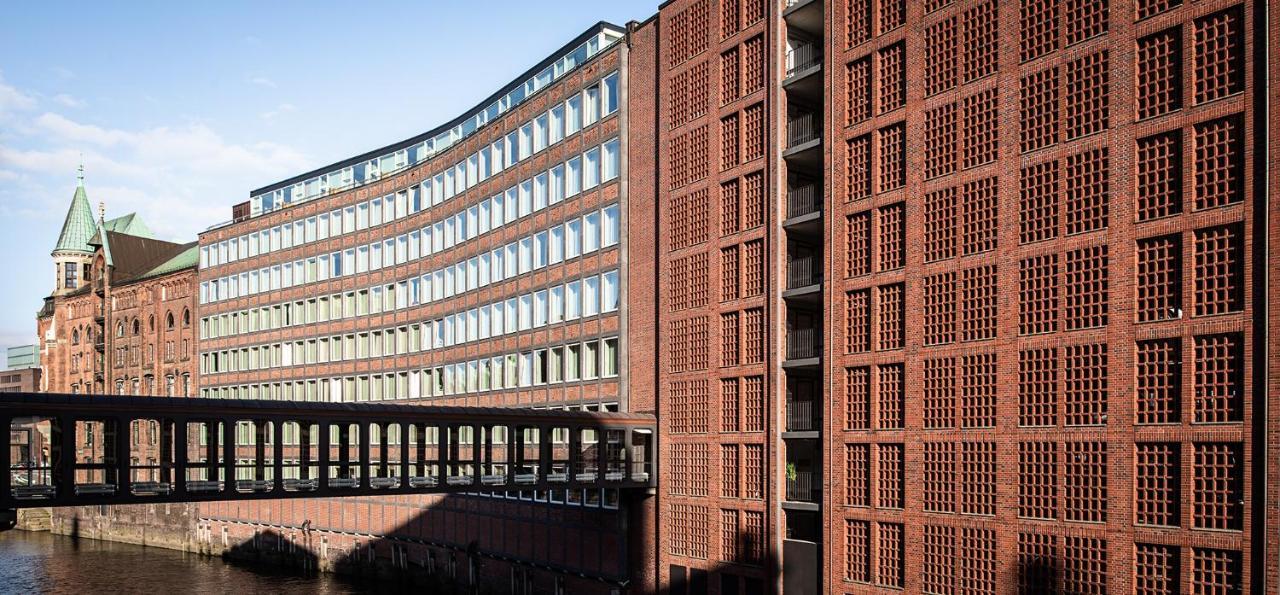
[825,0,1268,593]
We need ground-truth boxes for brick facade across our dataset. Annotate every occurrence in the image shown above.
[191,29,640,594]
[29,3,1277,593]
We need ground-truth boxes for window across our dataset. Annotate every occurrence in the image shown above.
[566,157,582,196]
[583,85,600,127]
[550,165,565,203]
[602,204,620,247]
[602,271,619,312]
[549,225,565,264]
[566,280,581,320]
[583,147,600,189]
[602,72,619,115]
[566,95,582,135]
[549,104,565,144]
[549,285,564,323]
[602,138,620,181]
[583,275,600,317]
[566,218,582,259]
[583,211,600,253]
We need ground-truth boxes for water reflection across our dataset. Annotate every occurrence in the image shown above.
[0,530,392,594]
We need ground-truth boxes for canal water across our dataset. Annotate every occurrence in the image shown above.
[0,530,392,594]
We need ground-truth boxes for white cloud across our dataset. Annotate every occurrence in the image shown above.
[260,103,296,120]
[51,93,86,108]
[32,112,132,146]
[0,74,37,116]
[248,76,277,88]
[0,82,311,241]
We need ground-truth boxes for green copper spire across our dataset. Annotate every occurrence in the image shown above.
[52,163,99,256]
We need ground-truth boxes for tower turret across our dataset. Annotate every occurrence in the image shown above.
[50,163,97,296]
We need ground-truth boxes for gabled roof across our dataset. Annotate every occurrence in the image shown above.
[52,178,97,255]
[134,242,198,281]
[89,230,190,285]
[100,213,153,239]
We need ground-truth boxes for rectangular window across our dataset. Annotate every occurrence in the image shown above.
[583,211,600,253]
[602,138,620,181]
[602,72,619,115]
[602,271,619,312]
[583,147,600,189]
[583,86,600,127]
[565,280,581,320]
[602,204,620,247]
[566,157,582,196]
[583,275,600,317]
[566,218,582,259]
[566,95,582,135]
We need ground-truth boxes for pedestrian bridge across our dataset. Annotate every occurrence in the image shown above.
[0,392,655,513]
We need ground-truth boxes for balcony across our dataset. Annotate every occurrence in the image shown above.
[783,40,823,100]
[787,182,820,219]
[785,468,821,504]
[783,181,823,235]
[787,252,821,289]
[786,398,819,433]
[784,323,821,367]
[785,375,820,437]
[93,278,105,295]
[784,249,822,302]
[785,40,822,78]
[787,111,819,149]
[784,110,821,170]
[93,340,105,353]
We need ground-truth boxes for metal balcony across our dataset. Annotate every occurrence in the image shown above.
[785,41,822,78]
[787,111,820,149]
[784,181,823,235]
[787,183,820,219]
[786,399,819,433]
[785,325,822,364]
[784,250,823,302]
[784,110,822,171]
[786,252,822,290]
[785,469,821,504]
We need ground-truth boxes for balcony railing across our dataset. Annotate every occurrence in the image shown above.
[788,183,820,219]
[787,252,822,290]
[786,399,819,432]
[786,326,822,360]
[786,469,820,503]
[787,112,819,148]
[786,41,822,76]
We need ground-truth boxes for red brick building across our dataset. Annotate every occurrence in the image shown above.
[37,176,198,400]
[648,0,1275,593]
[30,1,1278,593]
[37,176,199,464]
[193,25,641,593]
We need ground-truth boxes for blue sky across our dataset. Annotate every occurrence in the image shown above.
[0,0,657,364]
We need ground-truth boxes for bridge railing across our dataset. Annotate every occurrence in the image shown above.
[0,393,655,509]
